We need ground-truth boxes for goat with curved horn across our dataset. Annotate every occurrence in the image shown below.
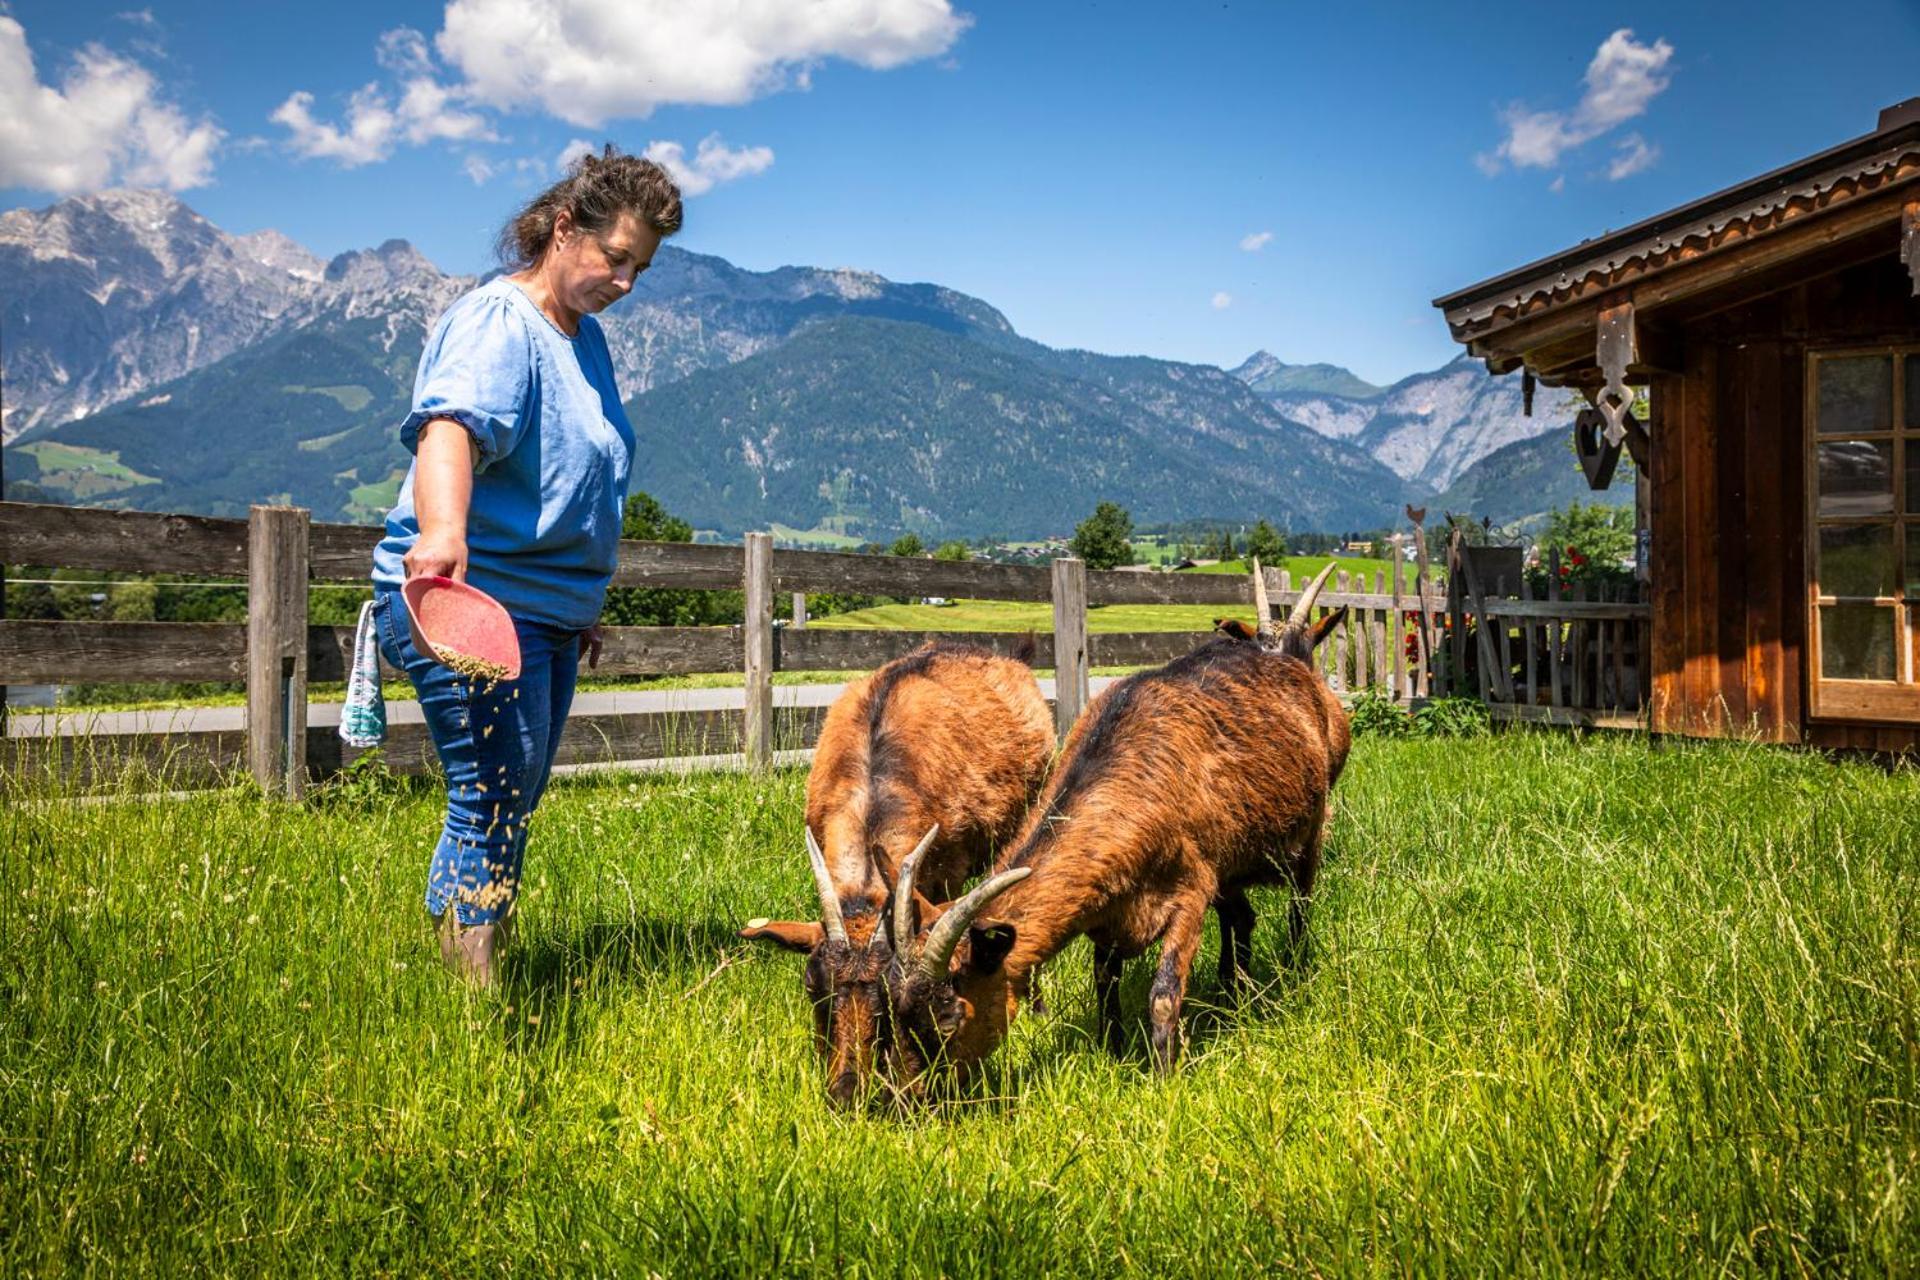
[805,827,848,944]
[737,642,1054,1108]
[1287,560,1339,628]
[915,867,1032,984]
[886,579,1353,1097]
[890,824,941,950]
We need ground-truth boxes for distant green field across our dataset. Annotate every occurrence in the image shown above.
[809,598,1252,633]
[15,442,159,497]
[283,383,375,413]
[770,522,864,549]
[296,426,358,453]
[1187,554,1402,583]
[346,469,405,522]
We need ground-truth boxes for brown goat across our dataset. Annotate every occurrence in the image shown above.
[740,640,1053,1107]
[884,563,1350,1094]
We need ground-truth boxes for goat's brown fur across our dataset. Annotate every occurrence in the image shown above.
[887,615,1349,1093]
[740,640,1052,1106]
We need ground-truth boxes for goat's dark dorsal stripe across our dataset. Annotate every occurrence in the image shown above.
[1014,638,1266,868]
[864,642,996,842]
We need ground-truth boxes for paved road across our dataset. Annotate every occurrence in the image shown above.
[6,677,1119,738]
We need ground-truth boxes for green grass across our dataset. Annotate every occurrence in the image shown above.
[3,732,1915,1274]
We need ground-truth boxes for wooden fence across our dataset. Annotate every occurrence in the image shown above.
[0,501,1649,792]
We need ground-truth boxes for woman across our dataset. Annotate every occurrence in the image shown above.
[371,147,683,984]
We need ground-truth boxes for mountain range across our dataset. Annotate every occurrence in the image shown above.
[1,190,1613,537]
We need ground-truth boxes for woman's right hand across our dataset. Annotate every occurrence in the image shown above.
[405,529,469,582]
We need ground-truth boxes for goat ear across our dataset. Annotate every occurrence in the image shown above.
[966,921,1017,975]
[740,919,824,952]
[1214,618,1257,641]
[1306,606,1348,650]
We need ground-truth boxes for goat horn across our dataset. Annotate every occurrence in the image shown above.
[917,866,1031,984]
[805,827,848,944]
[1287,560,1339,627]
[1249,557,1273,635]
[891,824,941,950]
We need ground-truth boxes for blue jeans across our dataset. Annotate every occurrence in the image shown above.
[374,590,582,926]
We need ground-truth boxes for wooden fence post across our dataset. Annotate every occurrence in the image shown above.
[247,505,309,799]
[1051,556,1088,741]
[1389,550,1407,699]
[791,592,808,629]
[743,532,774,770]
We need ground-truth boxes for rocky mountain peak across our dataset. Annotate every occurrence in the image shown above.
[1230,350,1284,383]
[1230,351,1384,401]
[233,229,325,283]
[323,239,443,287]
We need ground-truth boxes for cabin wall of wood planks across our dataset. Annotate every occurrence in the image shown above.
[1646,251,1920,753]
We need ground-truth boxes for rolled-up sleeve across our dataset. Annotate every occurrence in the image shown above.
[398,292,535,471]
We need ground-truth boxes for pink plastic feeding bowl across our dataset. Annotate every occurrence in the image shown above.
[400,576,521,682]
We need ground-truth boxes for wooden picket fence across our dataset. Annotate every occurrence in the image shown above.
[0,501,1649,793]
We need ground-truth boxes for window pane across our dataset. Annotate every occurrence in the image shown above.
[1819,524,1895,598]
[1818,356,1893,434]
[1909,527,1920,598]
[1821,604,1896,680]
[1909,440,1920,515]
[1908,355,1920,430]
[1817,441,1894,516]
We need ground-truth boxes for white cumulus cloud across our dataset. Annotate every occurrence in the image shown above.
[0,16,222,193]
[1607,132,1659,180]
[1239,230,1273,252]
[273,27,496,167]
[1211,291,1233,310]
[644,134,774,196]
[1479,28,1673,174]
[436,0,971,126]
[556,138,596,171]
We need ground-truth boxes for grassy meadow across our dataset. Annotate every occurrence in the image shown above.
[3,730,1916,1275]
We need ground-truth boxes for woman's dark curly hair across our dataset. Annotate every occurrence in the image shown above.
[496,144,683,269]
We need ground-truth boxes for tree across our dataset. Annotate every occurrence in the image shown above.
[1069,502,1134,570]
[621,491,694,543]
[602,491,741,627]
[1243,520,1286,566]
[1536,501,1636,589]
[889,533,926,558]
[933,540,971,562]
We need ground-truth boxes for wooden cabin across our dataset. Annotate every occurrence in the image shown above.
[1436,100,1920,751]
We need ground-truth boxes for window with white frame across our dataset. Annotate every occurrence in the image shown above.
[1808,348,1920,721]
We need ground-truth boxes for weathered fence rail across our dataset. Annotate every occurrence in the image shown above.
[1,501,1648,791]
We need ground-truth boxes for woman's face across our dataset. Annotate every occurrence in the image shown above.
[547,209,662,320]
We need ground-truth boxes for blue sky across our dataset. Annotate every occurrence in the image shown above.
[3,1,1918,386]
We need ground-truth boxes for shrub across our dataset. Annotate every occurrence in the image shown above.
[1412,695,1492,738]
[1347,687,1412,737]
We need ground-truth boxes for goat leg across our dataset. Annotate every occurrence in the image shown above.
[1148,904,1206,1074]
[1215,890,1255,1005]
[1092,941,1125,1055]
[1285,821,1327,968]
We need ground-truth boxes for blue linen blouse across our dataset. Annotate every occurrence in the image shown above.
[371,278,636,630]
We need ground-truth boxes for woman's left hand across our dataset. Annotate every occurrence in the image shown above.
[579,624,604,670]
